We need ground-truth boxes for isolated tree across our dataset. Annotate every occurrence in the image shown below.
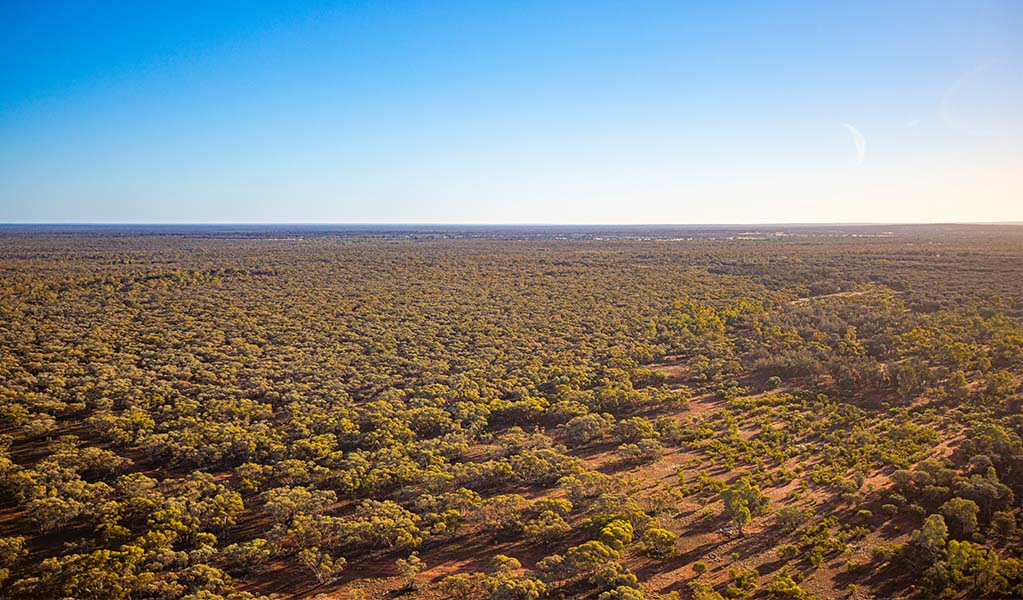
[774,505,812,533]
[721,477,768,537]
[396,551,426,591]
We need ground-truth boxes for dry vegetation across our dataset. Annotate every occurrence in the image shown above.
[0,224,1021,600]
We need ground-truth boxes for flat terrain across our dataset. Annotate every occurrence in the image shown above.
[0,224,1020,599]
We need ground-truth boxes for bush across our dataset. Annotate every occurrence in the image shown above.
[765,569,817,600]
[563,414,612,446]
[990,511,1018,540]
[567,541,620,572]
[774,506,812,533]
[598,585,647,600]
[0,537,27,568]
[777,544,799,560]
[641,527,676,557]
[724,566,759,598]
[615,417,658,443]
[617,439,664,464]
[598,518,635,551]
[590,561,639,591]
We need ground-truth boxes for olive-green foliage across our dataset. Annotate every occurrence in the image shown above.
[912,514,949,559]
[721,478,768,536]
[567,540,620,572]
[598,585,647,600]
[774,506,812,534]
[940,497,980,540]
[765,569,819,600]
[724,566,759,598]
[641,527,677,557]
[0,228,1020,598]
[597,517,635,551]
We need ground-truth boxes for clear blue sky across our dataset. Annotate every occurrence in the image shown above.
[1,0,1021,223]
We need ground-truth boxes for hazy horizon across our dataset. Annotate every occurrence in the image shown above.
[3,221,1022,228]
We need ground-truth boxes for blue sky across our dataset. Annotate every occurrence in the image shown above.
[1,0,1021,223]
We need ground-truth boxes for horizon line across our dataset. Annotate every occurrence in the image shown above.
[2,221,1023,227]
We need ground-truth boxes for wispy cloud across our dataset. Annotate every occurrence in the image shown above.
[843,123,867,164]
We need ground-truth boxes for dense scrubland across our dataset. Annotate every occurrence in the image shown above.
[0,225,1021,600]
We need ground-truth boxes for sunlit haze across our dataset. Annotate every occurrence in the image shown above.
[1,1,1021,223]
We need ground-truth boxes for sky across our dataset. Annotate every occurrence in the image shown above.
[1,0,1021,224]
